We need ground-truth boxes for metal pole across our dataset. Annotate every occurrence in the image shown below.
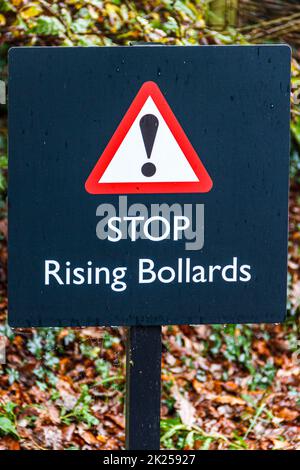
[125,326,162,450]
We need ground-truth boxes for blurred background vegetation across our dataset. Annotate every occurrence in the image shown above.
[0,0,299,451]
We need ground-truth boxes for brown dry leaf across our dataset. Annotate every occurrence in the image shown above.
[77,426,99,446]
[171,384,196,426]
[192,379,204,394]
[48,404,60,425]
[271,439,289,450]
[253,339,270,356]
[165,352,177,366]
[62,424,75,442]
[0,436,20,450]
[290,281,300,310]
[59,357,71,374]
[214,395,246,406]
[96,434,108,443]
[288,260,299,270]
[80,328,104,339]
[56,379,78,410]
[28,385,48,403]
[0,220,7,239]
[193,325,210,340]
[222,381,239,393]
[42,426,63,450]
[276,408,299,422]
[106,413,125,429]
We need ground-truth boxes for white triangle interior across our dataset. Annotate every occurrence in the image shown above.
[99,97,199,183]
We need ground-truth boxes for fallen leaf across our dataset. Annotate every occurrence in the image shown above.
[171,384,196,426]
[42,426,62,450]
[106,413,125,429]
[276,408,299,422]
[215,395,245,406]
[62,424,75,442]
[48,404,60,425]
[192,379,204,394]
[0,436,20,450]
[222,381,239,393]
[271,439,288,450]
[77,426,99,445]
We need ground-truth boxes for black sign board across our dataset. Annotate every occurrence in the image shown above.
[8,45,290,327]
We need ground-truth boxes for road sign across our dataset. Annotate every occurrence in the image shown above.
[8,45,290,327]
[85,80,213,194]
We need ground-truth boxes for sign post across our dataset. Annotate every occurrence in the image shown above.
[125,326,161,450]
[123,46,161,451]
[8,45,291,450]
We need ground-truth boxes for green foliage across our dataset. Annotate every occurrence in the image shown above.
[248,360,276,390]
[80,341,100,360]
[27,332,43,358]
[0,155,7,193]
[0,323,14,341]
[0,401,19,439]
[62,330,75,346]
[291,116,300,147]
[6,367,19,385]
[160,417,247,450]
[290,148,300,183]
[95,357,110,378]
[44,351,60,369]
[27,328,62,358]
[26,331,61,390]
[208,325,277,389]
[0,0,14,13]
[29,16,66,36]
[210,324,253,369]
[61,384,99,427]
[103,331,120,349]
[162,376,176,411]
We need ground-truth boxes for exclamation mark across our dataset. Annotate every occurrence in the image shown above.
[140,114,159,177]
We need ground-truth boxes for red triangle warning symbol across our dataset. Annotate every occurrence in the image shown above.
[85,81,213,194]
